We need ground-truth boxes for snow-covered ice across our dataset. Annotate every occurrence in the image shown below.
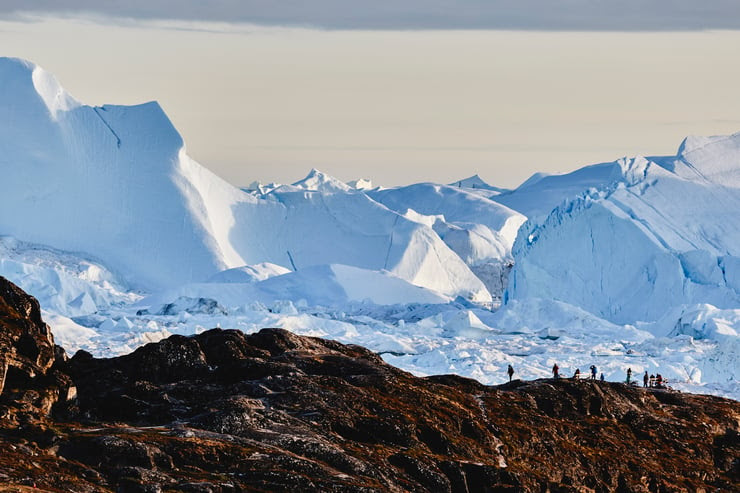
[507,153,740,324]
[0,57,738,401]
[0,57,487,302]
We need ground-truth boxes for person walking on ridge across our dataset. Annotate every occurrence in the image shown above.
[552,363,560,379]
[643,371,649,388]
[590,365,597,380]
[507,364,514,382]
[626,367,632,384]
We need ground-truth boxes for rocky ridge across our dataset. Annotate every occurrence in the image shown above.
[0,275,738,492]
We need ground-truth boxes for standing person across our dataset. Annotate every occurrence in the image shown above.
[626,368,632,384]
[507,364,514,382]
[600,373,605,381]
[590,365,597,380]
[552,363,560,379]
[643,371,649,388]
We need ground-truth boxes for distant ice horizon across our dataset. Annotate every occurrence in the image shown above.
[2,15,740,188]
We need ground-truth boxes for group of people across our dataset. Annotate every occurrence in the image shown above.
[506,363,604,382]
[629,368,668,388]
[642,370,667,389]
[551,363,602,381]
[505,364,666,389]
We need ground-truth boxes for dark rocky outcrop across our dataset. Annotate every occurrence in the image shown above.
[0,276,56,392]
[0,277,74,422]
[0,275,739,492]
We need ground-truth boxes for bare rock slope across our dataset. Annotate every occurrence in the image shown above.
[0,276,738,492]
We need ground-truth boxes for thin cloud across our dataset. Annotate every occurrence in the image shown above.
[2,1,740,30]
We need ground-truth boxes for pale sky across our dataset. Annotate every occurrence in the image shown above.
[2,12,740,188]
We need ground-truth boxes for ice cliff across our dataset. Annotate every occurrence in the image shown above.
[0,57,489,302]
[505,138,740,324]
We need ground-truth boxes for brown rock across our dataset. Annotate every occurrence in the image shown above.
[0,277,738,491]
[0,276,57,394]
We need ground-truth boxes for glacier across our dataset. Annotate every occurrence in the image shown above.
[0,57,738,400]
[0,57,488,302]
[506,150,740,324]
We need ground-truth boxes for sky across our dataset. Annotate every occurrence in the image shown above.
[2,5,740,188]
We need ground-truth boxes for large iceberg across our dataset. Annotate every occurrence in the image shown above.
[505,141,740,324]
[0,57,488,302]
